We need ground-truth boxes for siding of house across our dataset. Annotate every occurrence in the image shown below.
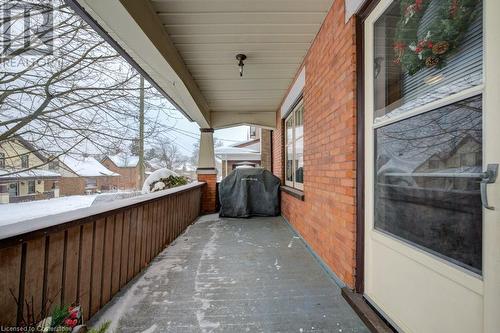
[260,129,272,171]
[0,139,44,170]
[59,177,86,196]
[272,0,358,288]
[0,139,56,198]
[101,158,139,190]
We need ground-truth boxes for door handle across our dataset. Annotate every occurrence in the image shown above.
[480,164,498,210]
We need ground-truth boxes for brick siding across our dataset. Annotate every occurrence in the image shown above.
[272,0,358,288]
[260,129,272,172]
[59,177,86,196]
[197,173,217,213]
[101,158,140,190]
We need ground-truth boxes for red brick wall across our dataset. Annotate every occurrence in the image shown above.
[101,158,140,190]
[60,177,86,196]
[272,0,358,288]
[197,173,217,213]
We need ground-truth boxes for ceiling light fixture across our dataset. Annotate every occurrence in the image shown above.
[236,54,247,77]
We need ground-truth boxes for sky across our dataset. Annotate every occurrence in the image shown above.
[0,0,250,159]
[163,112,249,156]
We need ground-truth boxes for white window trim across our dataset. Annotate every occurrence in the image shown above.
[285,100,304,191]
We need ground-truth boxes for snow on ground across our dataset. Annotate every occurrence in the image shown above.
[0,195,97,226]
[0,191,139,226]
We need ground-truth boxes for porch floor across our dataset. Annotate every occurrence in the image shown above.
[90,214,369,333]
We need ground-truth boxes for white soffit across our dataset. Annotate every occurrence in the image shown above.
[281,67,305,119]
[74,0,210,127]
[150,0,334,127]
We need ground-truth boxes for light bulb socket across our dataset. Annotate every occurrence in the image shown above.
[236,54,247,77]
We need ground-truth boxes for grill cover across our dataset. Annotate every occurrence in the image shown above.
[219,168,281,217]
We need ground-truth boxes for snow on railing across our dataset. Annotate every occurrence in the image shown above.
[0,181,203,326]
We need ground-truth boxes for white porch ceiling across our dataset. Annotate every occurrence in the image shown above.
[75,0,334,129]
[151,0,333,126]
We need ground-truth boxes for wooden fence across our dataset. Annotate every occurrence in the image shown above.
[0,182,203,326]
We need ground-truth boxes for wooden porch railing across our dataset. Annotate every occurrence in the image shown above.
[0,182,203,326]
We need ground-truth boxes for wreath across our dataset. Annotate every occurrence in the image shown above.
[393,0,480,75]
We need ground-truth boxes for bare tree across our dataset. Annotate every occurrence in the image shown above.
[149,137,188,171]
[0,0,178,175]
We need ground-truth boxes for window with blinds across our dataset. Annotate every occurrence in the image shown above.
[373,0,483,122]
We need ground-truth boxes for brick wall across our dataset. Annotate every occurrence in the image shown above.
[96,176,120,192]
[272,0,358,288]
[101,158,140,190]
[197,173,217,213]
[260,129,272,172]
[60,177,86,196]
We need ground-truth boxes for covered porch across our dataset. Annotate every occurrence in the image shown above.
[89,214,368,332]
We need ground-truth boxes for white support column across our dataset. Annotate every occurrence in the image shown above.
[197,128,217,213]
[197,128,217,175]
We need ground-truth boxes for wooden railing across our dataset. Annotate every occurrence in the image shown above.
[0,182,203,326]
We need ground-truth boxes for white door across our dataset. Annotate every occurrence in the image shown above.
[364,0,500,332]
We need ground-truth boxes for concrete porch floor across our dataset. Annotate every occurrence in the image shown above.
[90,214,369,333]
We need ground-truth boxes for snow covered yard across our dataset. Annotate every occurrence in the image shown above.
[0,191,140,226]
[0,195,97,226]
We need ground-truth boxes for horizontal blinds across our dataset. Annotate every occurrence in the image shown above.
[401,0,483,100]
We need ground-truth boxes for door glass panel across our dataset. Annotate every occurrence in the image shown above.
[373,0,483,123]
[374,95,482,273]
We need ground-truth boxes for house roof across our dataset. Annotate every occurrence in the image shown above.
[215,146,261,161]
[60,155,119,177]
[0,168,61,181]
[107,154,140,168]
[0,136,48,162]
[231,138,260,149]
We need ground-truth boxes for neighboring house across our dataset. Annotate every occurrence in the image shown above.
[0,138,61,203]
[101,154,141,190]
[57,155,119,196]
[215,126,272,178]
[174,161,197,179]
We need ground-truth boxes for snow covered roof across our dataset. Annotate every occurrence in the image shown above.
[108,154,139,168]
[216,147,260,161]
[60,155,119,177]
[215,146,261,161]
[0,168,61,180]
[230,138,260,153]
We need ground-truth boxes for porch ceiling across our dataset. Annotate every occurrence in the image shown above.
[74,0,333,129]
[151,0,334,129]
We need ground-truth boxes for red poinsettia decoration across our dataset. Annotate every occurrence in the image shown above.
[415,0,424,11]
[64,318,78,328]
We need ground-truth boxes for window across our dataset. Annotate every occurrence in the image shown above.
[285,100,304,190]
[28,180,36,194]
[373,0,483,273]
[249,126,257,138]
[20,154,29,169]
[48,157,59,170]
[0,152,5,168]
[373,0,483,123]
[85,178,97,189]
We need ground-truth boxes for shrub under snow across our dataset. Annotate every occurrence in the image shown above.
[142,168,189,194]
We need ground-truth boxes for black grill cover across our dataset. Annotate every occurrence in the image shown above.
[219,168,281,217]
